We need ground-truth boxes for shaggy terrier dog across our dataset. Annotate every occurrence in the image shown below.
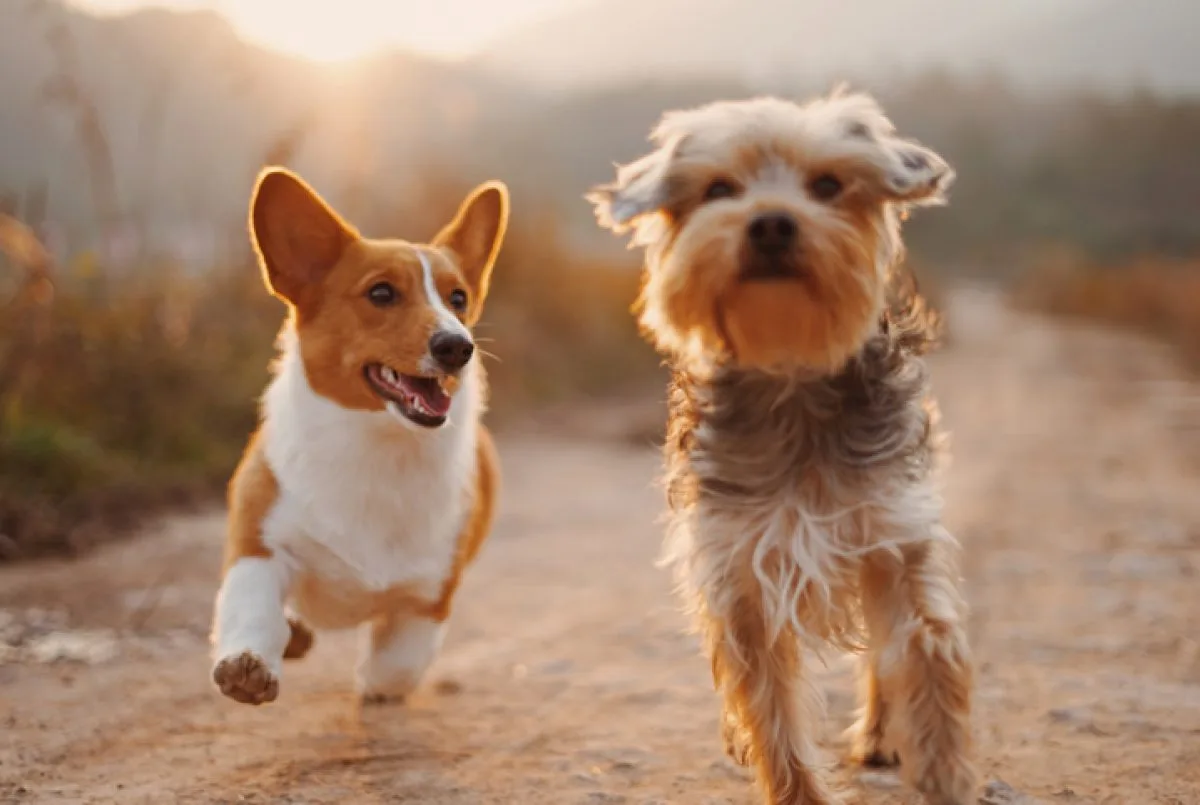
[588,90,976,805]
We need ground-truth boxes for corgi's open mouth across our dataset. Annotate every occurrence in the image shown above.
[364,364,452,428]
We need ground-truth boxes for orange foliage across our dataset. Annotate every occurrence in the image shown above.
[1016,248,1200,368]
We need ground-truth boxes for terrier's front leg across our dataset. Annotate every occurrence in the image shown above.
[860,539,977,805]
[211,555,293,705]
[704,598,836,805]
[356,614,447,704]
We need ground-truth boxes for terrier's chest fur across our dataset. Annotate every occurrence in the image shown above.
[661,304,948,645]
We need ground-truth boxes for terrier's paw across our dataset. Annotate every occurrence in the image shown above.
[721,713,751,767]
[847,724,900,768]
[212,651,279,705]
[911,757,977,805]
[858,748,901,769]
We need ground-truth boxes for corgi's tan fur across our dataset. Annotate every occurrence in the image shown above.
[210,167,508,705]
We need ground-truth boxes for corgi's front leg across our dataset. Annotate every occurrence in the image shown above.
[356,614,447,704]
[211,434,292,705]
[212,555,293,704]
[356,427,500,704]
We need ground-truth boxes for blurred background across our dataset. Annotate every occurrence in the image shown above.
[2,3,1199,802]
[1,0,1197,562]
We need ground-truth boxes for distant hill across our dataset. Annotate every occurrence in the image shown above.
[0,1,525,252]
[476,0,1200,96]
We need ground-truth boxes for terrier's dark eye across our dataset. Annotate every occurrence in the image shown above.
[367,282,397,307]
[703,179,738,202]
[809,174,843,202]
[448,289,468,313]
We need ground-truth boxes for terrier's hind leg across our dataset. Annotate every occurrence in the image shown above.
[845,649,899,768]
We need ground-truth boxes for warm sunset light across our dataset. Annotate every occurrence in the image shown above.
[68,0,584,62]
[228,1,437,63]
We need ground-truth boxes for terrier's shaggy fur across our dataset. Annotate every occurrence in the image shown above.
[589,90,976,805]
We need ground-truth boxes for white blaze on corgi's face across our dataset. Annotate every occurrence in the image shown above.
[248,169,509,429]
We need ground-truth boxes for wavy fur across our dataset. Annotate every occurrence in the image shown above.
[592,91,977,805]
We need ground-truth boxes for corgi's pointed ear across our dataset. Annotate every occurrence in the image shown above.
[433,180,509,303]
[249,168,358,307]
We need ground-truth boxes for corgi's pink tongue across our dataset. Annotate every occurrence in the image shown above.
[399,375,452,417]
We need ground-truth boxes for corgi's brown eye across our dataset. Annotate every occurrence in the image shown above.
[704,179,738,202]
[448,289,468,313]
[809,174,843,201]
[367,282,397,307]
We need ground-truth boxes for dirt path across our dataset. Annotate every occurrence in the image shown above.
[2,288,1198,805]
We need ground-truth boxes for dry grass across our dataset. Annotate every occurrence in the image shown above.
[0,191,657,562]
[1015,248,1200,368]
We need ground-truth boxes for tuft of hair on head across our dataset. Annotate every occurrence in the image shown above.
[588,87,955,236]
[586,87,956,373]
[804,85,957,209]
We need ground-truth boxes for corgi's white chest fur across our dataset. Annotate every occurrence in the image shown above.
[259,329,480,629]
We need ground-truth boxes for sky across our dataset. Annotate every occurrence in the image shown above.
[68,0,589,62]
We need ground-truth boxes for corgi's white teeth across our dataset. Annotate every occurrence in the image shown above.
[367,364,451,425]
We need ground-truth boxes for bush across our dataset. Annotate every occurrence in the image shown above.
[1014,247,1200,368]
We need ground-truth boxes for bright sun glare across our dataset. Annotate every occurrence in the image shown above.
[70,0,580,62]
[231,1,412,63]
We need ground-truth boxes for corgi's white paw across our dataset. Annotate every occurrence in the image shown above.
[356,616,444,705]
[213,650,279,705]
[357,668,422,705]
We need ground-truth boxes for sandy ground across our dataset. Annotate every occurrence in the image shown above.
[1,288,1198,805]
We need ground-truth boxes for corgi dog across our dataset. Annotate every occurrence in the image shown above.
[210,168,508,705]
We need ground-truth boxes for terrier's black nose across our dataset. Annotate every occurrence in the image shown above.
[747,212,798,255]
[429,331,475,371]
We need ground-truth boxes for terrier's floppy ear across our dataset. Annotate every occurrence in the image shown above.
[874,136,955,206]
[249,167,358,308]
[587,134,683,233]
[433,180,509,304]
[824,90,955,207]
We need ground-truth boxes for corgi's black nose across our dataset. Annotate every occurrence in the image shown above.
[429,331,474,371]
